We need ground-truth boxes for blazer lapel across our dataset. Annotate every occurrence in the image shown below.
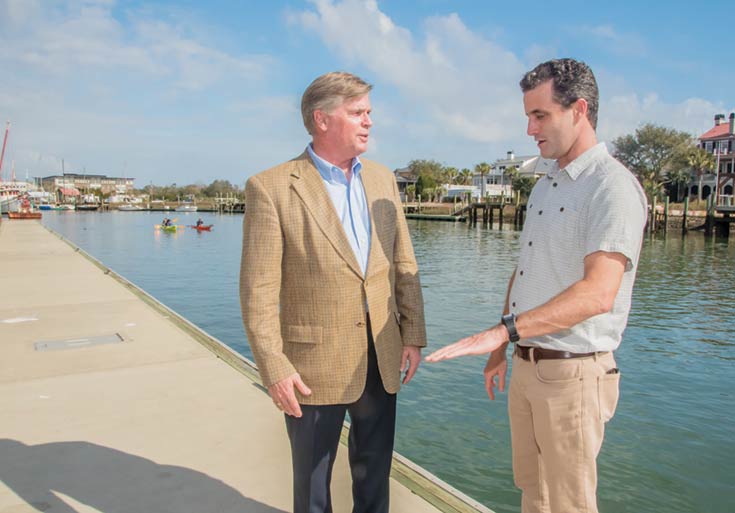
[289,153,363,279]
[361,164,386,280]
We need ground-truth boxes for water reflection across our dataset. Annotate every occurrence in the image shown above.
[39,213,735,513]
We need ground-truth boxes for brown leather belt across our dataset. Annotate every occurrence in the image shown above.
[514,345,602,361]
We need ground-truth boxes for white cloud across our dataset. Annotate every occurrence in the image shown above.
[294,0,726,167]
[0,0,287,184]
[601,94,731,141]
[0,1,271,88]
[293,0,527,144]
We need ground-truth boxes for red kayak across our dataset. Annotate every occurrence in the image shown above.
[189,224,213,231]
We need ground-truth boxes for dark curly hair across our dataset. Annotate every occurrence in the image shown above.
[519,58,599,129]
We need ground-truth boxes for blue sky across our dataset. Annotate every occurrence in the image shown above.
[0,0,732,186]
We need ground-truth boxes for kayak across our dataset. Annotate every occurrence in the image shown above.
[189,224,213,231]
[155,224,182,232]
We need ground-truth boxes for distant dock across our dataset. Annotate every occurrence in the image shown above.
[0,220,494,513]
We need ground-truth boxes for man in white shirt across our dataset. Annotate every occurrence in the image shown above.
[427,59,647,513]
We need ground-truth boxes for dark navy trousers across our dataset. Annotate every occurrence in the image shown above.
[284,332,397,513]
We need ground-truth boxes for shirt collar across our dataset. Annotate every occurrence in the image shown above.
[558,142,608,180]
[307,144,362,185]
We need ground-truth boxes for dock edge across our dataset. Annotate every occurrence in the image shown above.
[42,223,496,513]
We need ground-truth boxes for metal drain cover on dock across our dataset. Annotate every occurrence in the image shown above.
[34,333,124,351]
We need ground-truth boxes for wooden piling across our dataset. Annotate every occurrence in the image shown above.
[682,197,689,235]
[651,197,657,234]
[704,196,713,237]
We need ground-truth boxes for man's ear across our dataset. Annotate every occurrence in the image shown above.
[313,110,329,133]
[573,98,588,124]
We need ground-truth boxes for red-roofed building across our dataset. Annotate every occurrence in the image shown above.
[697,113,734,205]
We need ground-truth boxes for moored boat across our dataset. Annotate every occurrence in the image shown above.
[7,196,42,219]
[8,211,42,219]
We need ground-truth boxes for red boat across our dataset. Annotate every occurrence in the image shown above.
[189,224,213,231]
[7,196,42,219]
[8,211,42,219]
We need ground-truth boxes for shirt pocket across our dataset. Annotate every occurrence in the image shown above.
[284,325,323,344]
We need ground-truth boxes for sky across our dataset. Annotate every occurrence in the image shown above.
[0,0,733,187]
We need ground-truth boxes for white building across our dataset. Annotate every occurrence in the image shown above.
[472,151,554,198]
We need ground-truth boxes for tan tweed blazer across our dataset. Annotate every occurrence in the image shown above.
[239,151,426,405]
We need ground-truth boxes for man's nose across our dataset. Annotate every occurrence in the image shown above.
[362,113,372,127]
[527,119,537,136]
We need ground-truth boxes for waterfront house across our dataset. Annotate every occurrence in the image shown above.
[695,113,735,205]
[393,167,418,201]
[472,151,554,199]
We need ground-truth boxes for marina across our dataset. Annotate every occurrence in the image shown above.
[9,211,732,513]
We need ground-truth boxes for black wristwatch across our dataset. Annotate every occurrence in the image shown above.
[501,313,520,343]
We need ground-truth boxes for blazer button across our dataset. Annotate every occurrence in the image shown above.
[356,321,366,327]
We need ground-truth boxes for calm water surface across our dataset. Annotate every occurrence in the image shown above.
[41,211,735,513]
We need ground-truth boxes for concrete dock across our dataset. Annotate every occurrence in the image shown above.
[0,220,493,513]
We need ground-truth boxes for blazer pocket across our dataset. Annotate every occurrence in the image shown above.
[284,325,323,344]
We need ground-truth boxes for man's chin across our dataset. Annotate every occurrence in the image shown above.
[538,145,553,159]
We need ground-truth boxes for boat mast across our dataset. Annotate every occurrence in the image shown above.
[0,121,10,183]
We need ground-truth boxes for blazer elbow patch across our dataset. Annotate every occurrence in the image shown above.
[284,325,323,344]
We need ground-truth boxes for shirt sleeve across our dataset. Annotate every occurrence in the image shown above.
[584,173,648,272]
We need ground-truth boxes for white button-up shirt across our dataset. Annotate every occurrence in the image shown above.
[509,143,648,353]
[306,144,372,277]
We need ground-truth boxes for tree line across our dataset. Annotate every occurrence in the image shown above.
[612,124,715,204]
[403,159,536,203]
[135,179,242,201]
[131,124,716,206]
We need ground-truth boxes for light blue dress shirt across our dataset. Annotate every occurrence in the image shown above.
[306,144,371,276]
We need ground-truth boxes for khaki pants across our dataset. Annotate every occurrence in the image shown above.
[508,350,620,513]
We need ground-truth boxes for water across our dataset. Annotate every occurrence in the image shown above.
[40,211,735,513]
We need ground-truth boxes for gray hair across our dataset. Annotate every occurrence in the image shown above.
[301,72,372,135]
[519,58,599,129]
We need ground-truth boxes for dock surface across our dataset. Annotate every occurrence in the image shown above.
[0,221,492,513]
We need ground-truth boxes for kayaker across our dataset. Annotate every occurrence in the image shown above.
[196,218,204,227]
[162,218,171,227]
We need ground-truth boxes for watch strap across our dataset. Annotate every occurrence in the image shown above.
[501,313,520,343]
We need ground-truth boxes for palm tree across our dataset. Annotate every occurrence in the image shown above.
[474,162,491,199]
[686,147,715,201]
[667,168,690,202]
[442,166,459,185]
[458,168,472,185]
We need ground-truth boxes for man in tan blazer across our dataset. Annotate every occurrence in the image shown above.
[240,71,426,513]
